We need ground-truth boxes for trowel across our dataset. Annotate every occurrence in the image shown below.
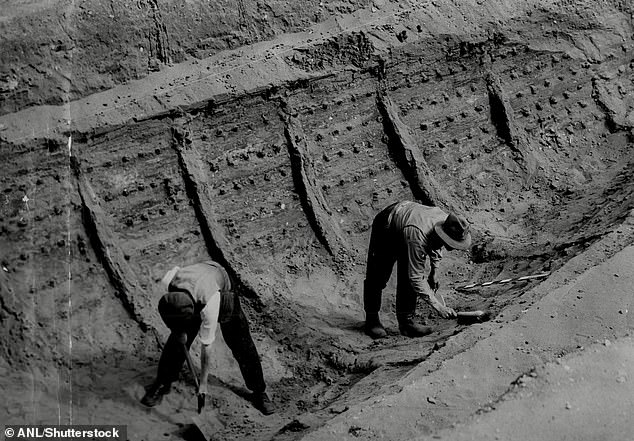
[183,344,205,413]
[183,346,225,440]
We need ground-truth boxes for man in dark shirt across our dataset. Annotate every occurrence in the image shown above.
[363,201,472,339]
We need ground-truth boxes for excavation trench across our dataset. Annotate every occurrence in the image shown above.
[1,2,634,440]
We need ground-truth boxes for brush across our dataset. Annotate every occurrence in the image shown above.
[456,310,491,324]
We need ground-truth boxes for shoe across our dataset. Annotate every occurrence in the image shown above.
[253,392,275,415]
[397,314,432,338]
[364,313,387,339]
[140,382,171,407]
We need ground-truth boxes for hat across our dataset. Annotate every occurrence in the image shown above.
[434,213,472,250]
[158,291,195,330]
[161,266,180,289]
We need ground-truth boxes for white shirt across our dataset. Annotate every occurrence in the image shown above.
[198,292,220,345]
[162,262,226,345]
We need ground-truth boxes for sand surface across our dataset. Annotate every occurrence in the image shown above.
[1,1,633,440]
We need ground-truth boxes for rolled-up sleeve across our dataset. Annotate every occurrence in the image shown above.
[403,226,435,305]
[198,291,221,346]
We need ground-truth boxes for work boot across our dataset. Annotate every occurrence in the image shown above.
[364,312,387,339]
[252,392,275,415]
[397,314,432,338]
[140,382,171,407]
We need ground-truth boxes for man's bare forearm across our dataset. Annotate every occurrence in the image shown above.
[200,344,213,389]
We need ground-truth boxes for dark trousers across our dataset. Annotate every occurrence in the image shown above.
[156,295,266,393]
[363,202,418,318]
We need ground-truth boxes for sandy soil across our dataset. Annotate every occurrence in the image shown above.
[1,0,633,440]
[0,0,374,115]
[439,335,634,441]
[300,217,634,440]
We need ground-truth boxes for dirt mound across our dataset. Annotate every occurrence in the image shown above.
[1,0,633,440]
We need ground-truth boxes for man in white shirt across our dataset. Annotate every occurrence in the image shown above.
[140,261,275,415]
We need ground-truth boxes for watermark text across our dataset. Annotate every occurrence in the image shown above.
[4,426,126,440]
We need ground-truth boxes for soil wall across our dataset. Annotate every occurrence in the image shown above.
[1,0,633,439]
[0,0,373,115]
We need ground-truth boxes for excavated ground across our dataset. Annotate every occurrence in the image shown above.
[1,1,633,440]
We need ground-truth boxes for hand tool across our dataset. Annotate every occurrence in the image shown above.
[456,310,490,324]
[183,346,226,440]
[183,345,205,414]
[433,286,490,323]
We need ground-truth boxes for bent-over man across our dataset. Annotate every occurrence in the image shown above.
[363,201,472,339]
[141,261,275,415]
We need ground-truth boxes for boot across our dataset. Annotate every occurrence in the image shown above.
[140,382,171,407]
[364,312,387,339]
[397,313,432,338]
[252,391,275,415]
